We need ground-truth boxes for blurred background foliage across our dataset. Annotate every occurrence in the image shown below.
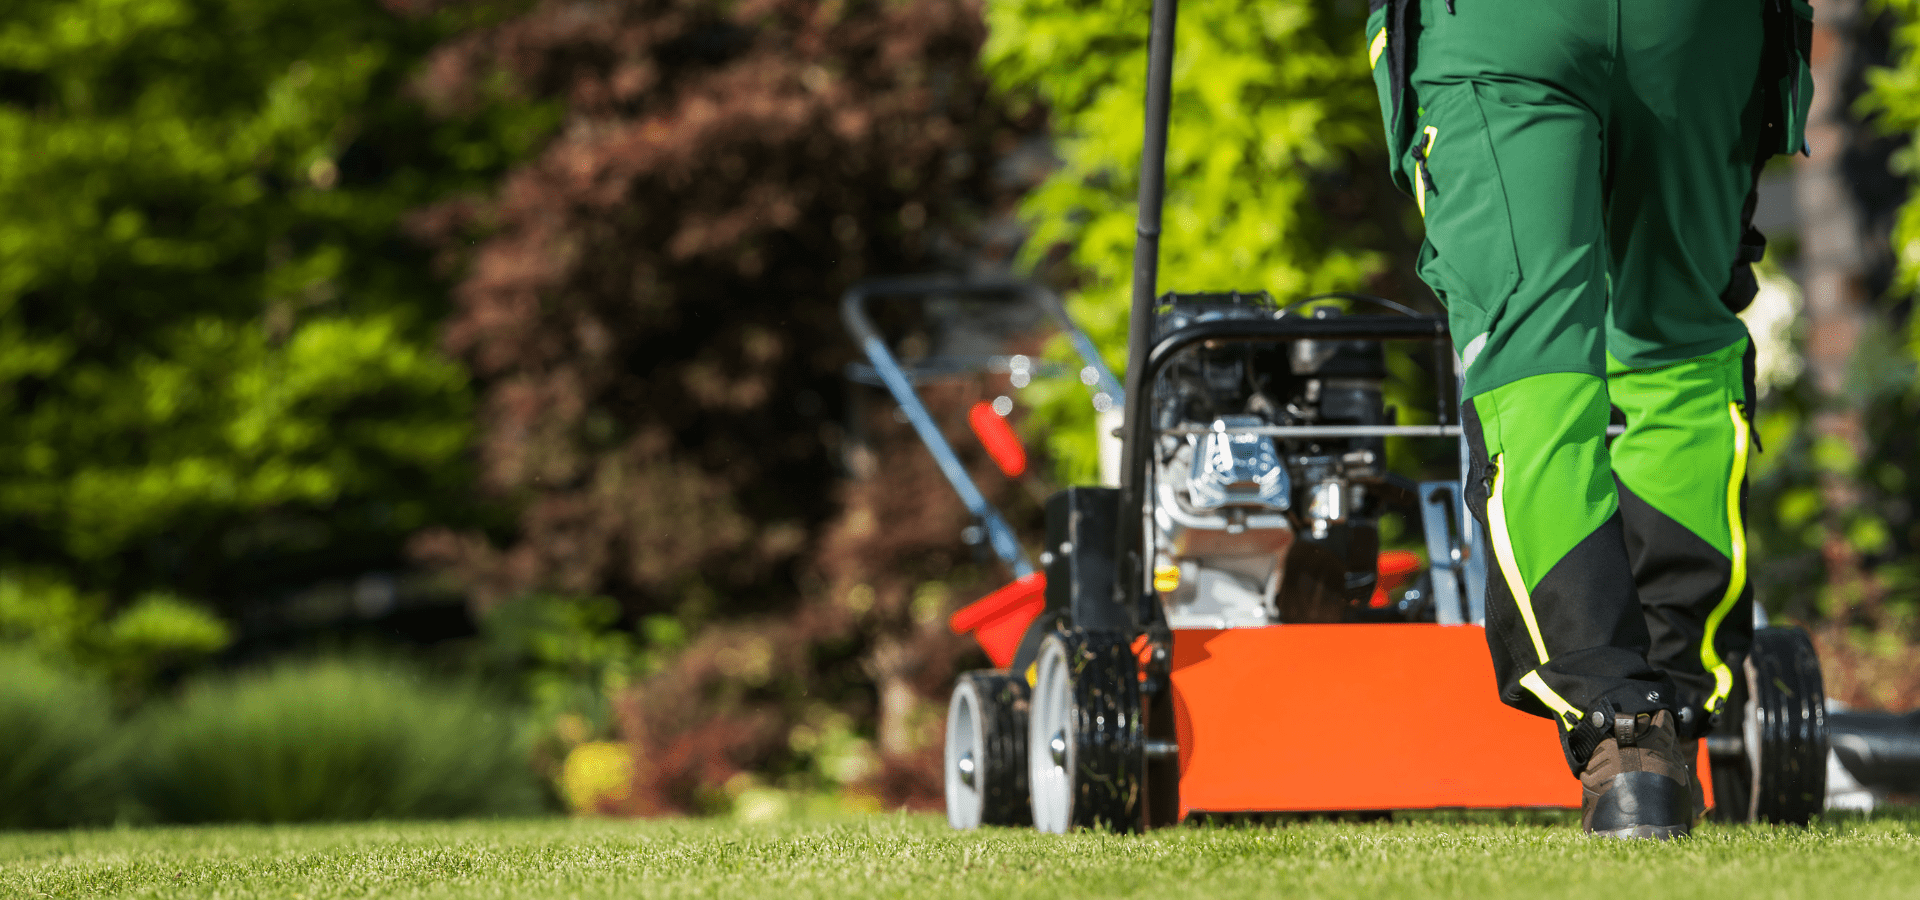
[0,0,554,625]
[0,650,122,829]
[2,0,1920,827]
[985,0,1401,482]
[130,657,542,823]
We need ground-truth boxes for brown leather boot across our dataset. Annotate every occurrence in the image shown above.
[1580,709,1693,839]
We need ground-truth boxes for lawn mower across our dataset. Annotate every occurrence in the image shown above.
[843,0,1834,832]
[845,276,1831,830]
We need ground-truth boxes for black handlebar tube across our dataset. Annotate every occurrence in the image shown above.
[1114,0,1181,633]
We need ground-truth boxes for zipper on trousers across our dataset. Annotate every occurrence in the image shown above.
[1412,126,1438,216]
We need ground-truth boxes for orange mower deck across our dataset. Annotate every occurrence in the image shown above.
[952,582,1716,818]
[1168,624,1714,816]
[1177,625,1510,813]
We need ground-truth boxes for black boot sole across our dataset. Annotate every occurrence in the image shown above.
[1587,823,1691,840]
[1584,771,1692,839]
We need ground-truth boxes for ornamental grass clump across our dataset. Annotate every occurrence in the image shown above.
[134,658,544,823]
[0,650,123,828]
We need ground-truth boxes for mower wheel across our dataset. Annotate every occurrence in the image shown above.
[1028,630,1143,833]
[1707,675,1751,824]
[945,671,1033,829]
[1744,625,1829,824]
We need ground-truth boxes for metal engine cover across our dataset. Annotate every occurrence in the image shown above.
[1186,416,1290,511]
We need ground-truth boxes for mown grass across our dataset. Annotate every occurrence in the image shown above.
[5,810,1920,899]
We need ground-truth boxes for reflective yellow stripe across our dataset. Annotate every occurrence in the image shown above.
[1415,126,1437,219]
[1488,454,1551,663]
[1521,671,1582,730]
[1369,28,1388,68]
[1699,401,1750,714]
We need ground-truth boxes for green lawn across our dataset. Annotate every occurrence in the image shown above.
[6,812,1920,899]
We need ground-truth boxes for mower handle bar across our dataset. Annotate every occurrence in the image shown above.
[841,277,1126,580]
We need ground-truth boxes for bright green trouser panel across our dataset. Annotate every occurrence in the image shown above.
[1609,338,1755,715]
[1398,0,1764,397]
[1471,373,1616,593]
[1466,373,1670,728]
[1607,339,1750,559]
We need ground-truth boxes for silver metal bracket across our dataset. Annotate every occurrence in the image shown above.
[1418,480,1487,625]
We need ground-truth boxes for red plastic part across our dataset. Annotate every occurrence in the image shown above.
[1369,549,1424,608]
[968,401,1028,478]
[949,572,1046,668]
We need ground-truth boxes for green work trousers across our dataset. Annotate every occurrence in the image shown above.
[1368,0,1771,759]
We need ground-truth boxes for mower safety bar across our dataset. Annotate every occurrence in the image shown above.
[1164,424,1461,438]
[841,277,1125,580]
[1162,424,1630,439]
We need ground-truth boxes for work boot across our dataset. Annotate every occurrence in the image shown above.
[1580,709,1692,839]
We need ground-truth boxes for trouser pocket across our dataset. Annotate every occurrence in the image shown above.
[1409,83,1520,368]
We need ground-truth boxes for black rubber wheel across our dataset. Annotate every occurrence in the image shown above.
[945,671,1032,829]
[1028,630,1143,833]
[1143,666,1181,829]
[1707,670,1752,824]
[1745,625,1828,824]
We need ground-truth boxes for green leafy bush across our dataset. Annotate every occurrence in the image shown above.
[133,659,544,823]
[0,574,231,697]
[0,650,122,828]
[985,0,1384,480]
[92,592,232,689]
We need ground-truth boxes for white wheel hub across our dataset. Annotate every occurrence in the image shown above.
[1028,636,1074,833]
[945,678,985,829]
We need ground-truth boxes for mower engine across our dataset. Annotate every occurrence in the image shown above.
[1150,297,1389,627]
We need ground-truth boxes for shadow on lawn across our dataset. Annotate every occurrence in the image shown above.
[1182,804,1920,830]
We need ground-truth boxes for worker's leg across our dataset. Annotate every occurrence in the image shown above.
[1405,0,1675,751]
[1465,374,1676,733]
[1607,341,1754,734]
[1605,0,1766,735]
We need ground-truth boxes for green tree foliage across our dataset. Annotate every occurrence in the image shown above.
[1871,19,1920,625]
[984,0,1387,480]
[0,0,555,618]
[1798,1,1920,629]
[1871,0,1920,301]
